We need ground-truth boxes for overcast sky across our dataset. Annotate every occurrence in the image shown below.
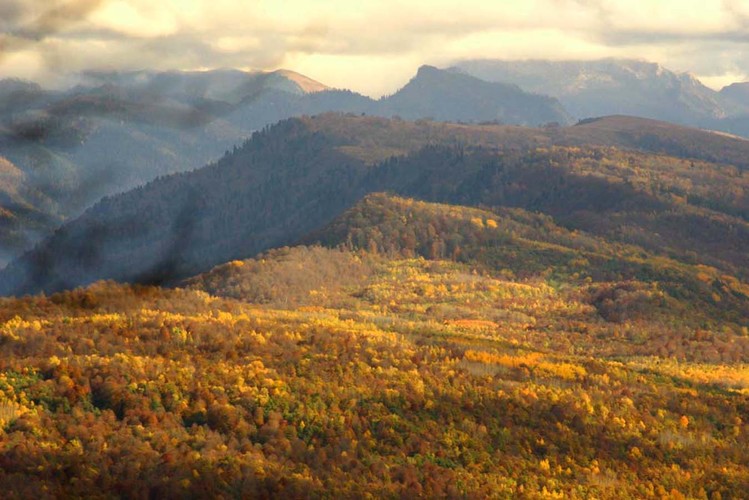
[1,0,748,96]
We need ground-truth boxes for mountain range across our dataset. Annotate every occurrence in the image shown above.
[0,65,570,265]
[2,57,749,271]
[453,58,749,133]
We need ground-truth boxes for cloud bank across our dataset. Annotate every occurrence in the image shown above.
[1,0,748,96]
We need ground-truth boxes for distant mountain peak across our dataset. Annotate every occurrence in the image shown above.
[453,58,733,123]
[720,82,749,105]
[416,64,440,75]
[272,69,329,94]
[382,65,571,125]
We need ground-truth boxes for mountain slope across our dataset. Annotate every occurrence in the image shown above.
[0,69,348,262]
[4,62,749,272]
[189,192,749,346]
[304,193,749,325]
[378,65,571,125]
[1,130,748,498]
[2,114,749,297]
[565,115,749,171]
[0,118,371,294]
[720,82,749,106]
[1,268,748,497]
[300,113,749,171]
[453,58,732,123]
[185,245,376,307]
[0,155,61,265]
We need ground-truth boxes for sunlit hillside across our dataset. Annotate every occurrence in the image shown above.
[1,195,748,498]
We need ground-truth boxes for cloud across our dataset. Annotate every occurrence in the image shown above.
[0,0,105,78]
[1,0,747,95]
[1,0,104,47]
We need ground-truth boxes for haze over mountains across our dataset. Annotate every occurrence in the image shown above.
[454,58,749,134]
[1,57,749,271]
[0,65,569,265]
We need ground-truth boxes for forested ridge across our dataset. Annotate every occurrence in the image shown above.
[306,194,749,328]
[2,114,748,296]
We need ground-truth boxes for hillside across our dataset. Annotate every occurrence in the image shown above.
[0,155,61,265]
[719,82,749,106]
[2,114,749,296]
[566,115,749,170]
[189,193,749,333]
[0,68,340,263]
[5,62,749,268]
[0,246,747,497]
[185,246,376,307]
[304,194,749,326]
[0,118,373,294]
[299,113,749,171]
